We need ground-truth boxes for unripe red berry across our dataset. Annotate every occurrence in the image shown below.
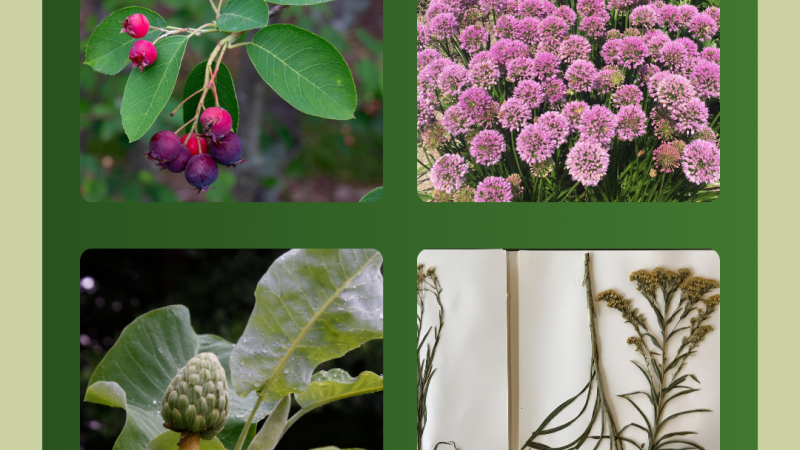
[200,107,233,143]
[121,14,150,39]
[209,132,245,167]
[129,40,157,72]
[158,146,191,173]
[180,133,209,157]
[147,130,181,163]
[185,154,219,194]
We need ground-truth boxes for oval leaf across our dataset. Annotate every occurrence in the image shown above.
[359,187,383,203]
[121,35,189,143]
[217,0,269,32]
[248,395,291,450]
[84,7,167,75]
[183,61,239,133]
[230,249,383,402]
[146,431,227,450]
[296,369,383,408]
[247,25,357,120]
[84,306,275,450]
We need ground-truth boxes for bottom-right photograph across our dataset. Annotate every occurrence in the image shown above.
[417,250,720,450]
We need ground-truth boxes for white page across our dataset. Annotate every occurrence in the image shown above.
[418,250,509,450]
[517,251,720,450]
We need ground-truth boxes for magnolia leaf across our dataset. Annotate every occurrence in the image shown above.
[217,0,269,32]
[84,306,275,450]
[248,396,291,450]
[247,25,356,120]
[84,7,166,75]
[146,431,227,450]
[230,249,383,402]
[359,187,383,203]
[183,61,239,133]
[121,36,189,142]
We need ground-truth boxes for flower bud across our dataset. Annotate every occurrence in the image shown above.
[161,353,229,439]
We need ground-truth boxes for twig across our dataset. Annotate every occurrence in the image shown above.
[269,5,290,18]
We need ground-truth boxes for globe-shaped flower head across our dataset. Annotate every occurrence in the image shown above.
[474,176,514,202]
[682,139,720,184]
[460,25,489,53]
[578,105,618,145]
[566,59,597,93]
[458,86,500,128]
[431,153,470,194]
[653,141,683,173]
[516,123,557,165]
[499,98,533,132]
[470,129,507,166]
[514,79,545,109]
[566,139,610,187]
[616,105,647,141]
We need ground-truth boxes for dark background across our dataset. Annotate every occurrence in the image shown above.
[80,0,383,202]
[80,249,383,450]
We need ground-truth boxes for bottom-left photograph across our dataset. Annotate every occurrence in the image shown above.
[80,249,384,450]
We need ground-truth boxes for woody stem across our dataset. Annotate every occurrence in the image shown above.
[179,432,200,450]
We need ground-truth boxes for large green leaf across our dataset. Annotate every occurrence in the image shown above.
[217,0,269,32]
[84,306,275,450]
[247,25,357,120]
[145,431,226,450]
[359,187,382,203]
[121,35,189,143]
[248,396,291,450]
[183,61,239,133]
[84,7,166,75]
[269,0,335,5]
[230,249,383,402]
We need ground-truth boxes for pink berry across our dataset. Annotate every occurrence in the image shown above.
[129,40,157,72]
[200,107,233,143]
[180,133,209,156]
[147,130,181,163]
[209,132,244,167]
[185,154,219,194]
[121,14,150,39]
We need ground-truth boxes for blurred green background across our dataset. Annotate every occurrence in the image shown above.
[80,250,384,449]
[80,0,384,202]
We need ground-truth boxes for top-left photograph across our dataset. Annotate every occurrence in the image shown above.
[80,0,383,202]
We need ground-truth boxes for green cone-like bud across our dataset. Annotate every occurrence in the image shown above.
[161,352,230,440]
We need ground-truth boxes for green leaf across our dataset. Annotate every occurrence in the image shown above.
[247,25,357,120]
[84,7,167,75]
[121,36,189,142]
[248,395,291,450]
[296,369,383,408]
[183,61,239,133]
[269,0,335,5]
[217,0,269,32]
[230,249,383,402]
[359,187,383,202]
[84,306,275,450]
[146,431,227,450]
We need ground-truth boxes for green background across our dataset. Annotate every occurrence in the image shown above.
[47,1,757,450]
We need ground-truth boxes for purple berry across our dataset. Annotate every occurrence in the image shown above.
[121,14,150,39]
[129,40,157,72]
[147,130,181,163]
[200,107,233,142]
[185,154,219,194]
[209,132,245,167]
[158,146,191,173]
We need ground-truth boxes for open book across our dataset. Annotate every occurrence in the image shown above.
[417,250,720,450]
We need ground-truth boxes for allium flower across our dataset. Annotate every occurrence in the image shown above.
[705,6,720,27]
[417,87,437,130]
[682,139,720,184]
[538,111,571,146]
[601,39,623,66]
[625,28,642,38]
[671,97,708,135]
[636,64,661,90]
[418,58,452,90]
[538,15,569,49]
[469,51,501,89]
[530,158,555,178]
[427,1,455,21]
[655,74,697,109]
[418,22,431,50]
[494,15,518,40]
[470,129,506,165]
[499,97,533,132]
[678,4,699,24]
[475,176,514,202]
[506,173,525,200]
[618,36,648,69]
[480,0,508,13]
[518,0,556,19]
[460,25,489,53]
[647,70,671,98]
[606,29,622,41]
[653,117,676,142]
[607,0,638,10]
[514,16,541,47]
[441,104,474,135]
[580,13,610,39]
[517,123,557,164]
[659,5,682,33]
[490,39,530,69]
[578,105,618,144]
[687,13,718,41]
[431,153,470,193]
[532,51,561,80]
[616,105,647,141]
[421,122,450,151]
[700,47,720,65]
[613,84,644,108]
[562,101,589,132]
[514,79,546,109]
[506,57,535,82]
[429,13,459,40]
[417,49,441,72]
[659,40,691,73]
[653,141,683,173]
[555,6,578,26]
[691,60,720,100]
[566,139,610,187]
[630,5,661,30]
[566,59,597,93]
[542,78,567,105]
[577,0,606,17]
[459,86,500,128]
[594,67,624,95]
[453,186,476,202]
[675,37,699,57]
[643,30,671,56]
[438,63,470,97]
[559,35,592,64]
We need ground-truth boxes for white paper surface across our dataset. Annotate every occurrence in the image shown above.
[517,251,721,450]
[418,250,509,450]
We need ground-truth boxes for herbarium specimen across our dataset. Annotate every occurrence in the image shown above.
[417,264,459,450]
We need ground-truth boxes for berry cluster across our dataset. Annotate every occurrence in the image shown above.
[122,14,158,72]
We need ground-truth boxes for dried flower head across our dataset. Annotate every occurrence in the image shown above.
[630,269,659,298]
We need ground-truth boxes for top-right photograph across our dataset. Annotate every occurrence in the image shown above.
[417,0,720,202]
